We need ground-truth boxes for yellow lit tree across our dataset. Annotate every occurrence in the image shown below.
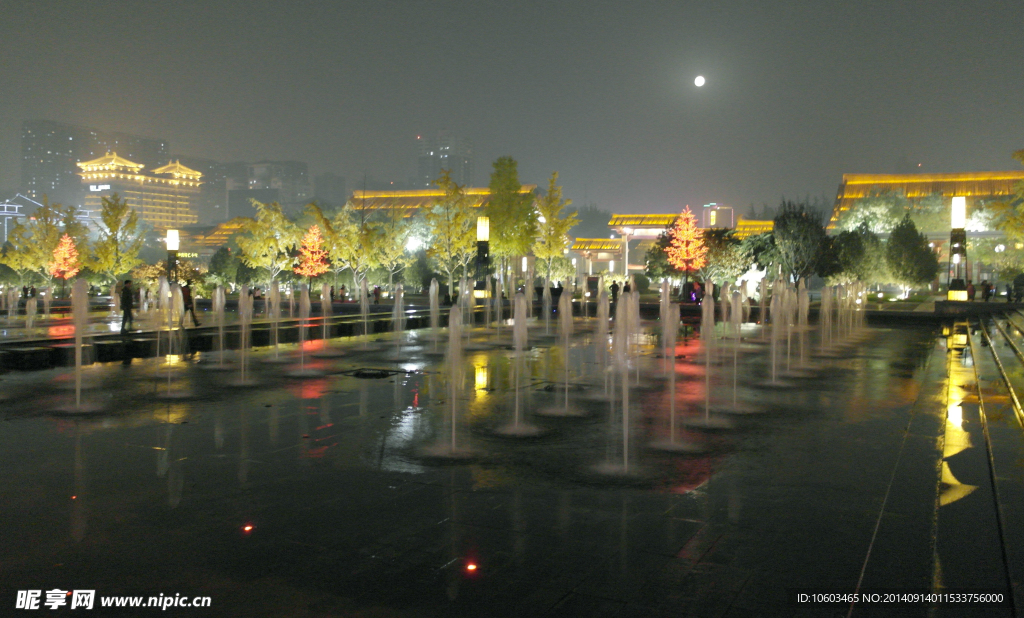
[532,171,579,285]
[84,194,144,286]
[293,224,330,281]
[666,206,706,284]
[236,200,301,287]
[49,233,80,297]
[425,170,476,295]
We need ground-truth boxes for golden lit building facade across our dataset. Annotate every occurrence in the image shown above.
[77,153,201,230]
[350,185,536,217]
[829,171,1024,231]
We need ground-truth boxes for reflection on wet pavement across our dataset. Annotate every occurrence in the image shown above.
[0,323,1017,616]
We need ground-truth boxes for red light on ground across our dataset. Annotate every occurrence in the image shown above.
[465,563,477,572]
[242,523,255,534]
[71,495,76,500]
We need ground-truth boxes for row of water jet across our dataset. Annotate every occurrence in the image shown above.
[649,303,704,452]
[593,284,633,475]
[538,283,585,417]
[317,282,344,358]
[4,288,17,322]
[429,278,441,353]
[390,283,405,359]
[494,293,542,437]
[360,278,371,347]
[542,279,552,335]
[214,286,227,367]
[236,284,254,385]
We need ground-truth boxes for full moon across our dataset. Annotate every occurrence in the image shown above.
[694,75,705,87]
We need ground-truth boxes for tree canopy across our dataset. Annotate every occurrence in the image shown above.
[236,200,301,286]
[885,215,938,291]
[773,201,827,282]
[532,172,578,282]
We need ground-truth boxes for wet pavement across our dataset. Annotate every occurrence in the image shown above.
[1,319,1021,617]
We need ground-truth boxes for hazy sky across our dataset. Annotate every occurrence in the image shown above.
[2,0,1022,214]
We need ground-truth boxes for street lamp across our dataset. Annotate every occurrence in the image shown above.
[475,216,490,282]
[947,197,967,301]
[166,229,179,284]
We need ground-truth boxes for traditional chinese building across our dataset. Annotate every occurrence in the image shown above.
[350,185,536,217]
[77,153,201,230]
[829,171,1024,231]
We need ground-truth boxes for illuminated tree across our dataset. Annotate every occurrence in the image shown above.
[989,150,1024,240]
[373,200,413,288]
[236,200,301,286]
[1,198,86,284]
[486,157,536,298]
[306,202,380,290]
[533,172,579,285]
[49,233,80,297]
[84,194,144,285]
[293,224,330,280]
[425,170,476,295]
[666,206,706,283]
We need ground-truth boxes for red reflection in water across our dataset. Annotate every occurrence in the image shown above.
[48,325,75,338]
[241,523,255,536]
[302,339,325,351]
[287,378,328,399]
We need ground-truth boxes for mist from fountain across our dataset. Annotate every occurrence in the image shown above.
[42,287,51,319]
[72,279,88,408]
[270,282,281,357]
[648,302,704,452]
[237,285,252,384]
[321,282,332,346]
[659,280,671,357]
[758,277,769,340]
[542,280,552,335]
[538,284,585,417]
[495,292,543,437]
[392,283,405,357]
[360,278,370,344]
[214,286,226,367]
[6,288,17,322]
[25,295,37,330]
[299,285,311,369]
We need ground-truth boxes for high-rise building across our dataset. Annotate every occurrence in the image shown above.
[172,155,228,224]
[21,120,169,206]
[77,153,200,230]
[313,173,348,207]
[225,160,312,218]
[416,131,473,188]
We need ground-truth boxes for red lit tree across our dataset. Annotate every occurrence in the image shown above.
[49,233,80,297]
[293,224,330,281]
[665,207,706,285]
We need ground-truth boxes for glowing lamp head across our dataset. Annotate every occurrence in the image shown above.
[465,563,478,572]
[166,229,180,251]
[521,256,528,272]
[476,216,489,242]
[952,253,961,265]
[951,196,966,229]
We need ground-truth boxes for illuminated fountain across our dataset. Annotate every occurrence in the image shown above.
[649,303,704,452]
[418,305,478,460]
[494,292,544,437]
[41,287,51,319]
[537,285,586,417]
[228,284,257,387]
[288,285,324,378]
[684,283,733,429]
[25,293,37,331]
[314,281,345,358]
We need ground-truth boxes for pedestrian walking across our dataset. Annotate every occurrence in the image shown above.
[120,279,134,334]
[610,281,620,303]
[981,280,991,302]
[180,281,200,327]
[967,280,976,301]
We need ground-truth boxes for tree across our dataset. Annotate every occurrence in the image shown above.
[84,194,144,285]
[373,200,413,288]
[425,170,475,294]
[645,232,680,280]
[236,201,301,287]
[293,224,330,281]
[666,207,706,283]
[307,201,380,289]
[532,172,579,283]
[698,228,745,287]
[49,233,80,290]
[773,201,827,282]
[740,232,779,274]
[988,150,1024,241]
[2,198,86,284]
[822,224,887,286]
[832,190,905,234]
[486,157,536,296]
[206,246,239,290]
[885,215,938,295]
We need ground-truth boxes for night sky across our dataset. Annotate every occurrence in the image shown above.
[2,0,1022,214]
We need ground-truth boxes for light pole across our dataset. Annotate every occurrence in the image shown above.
[947,197,967,301]
[166,229,179,284]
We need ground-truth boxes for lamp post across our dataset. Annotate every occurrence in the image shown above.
[166,229,180,284]
[947,197,967,301]
[476,216,490,291]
